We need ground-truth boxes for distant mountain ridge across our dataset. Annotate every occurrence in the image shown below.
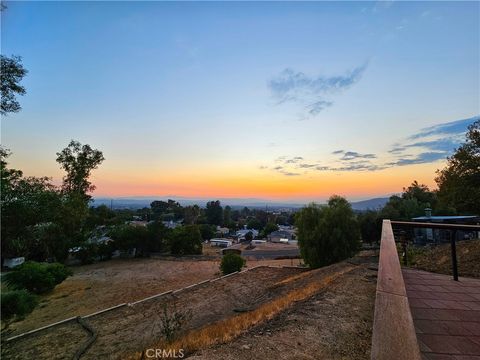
[350,197,389,211]
[92,196,390,211]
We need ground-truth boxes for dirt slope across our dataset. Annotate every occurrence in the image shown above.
[189,265,377,360]
[411,239,480,278]
[2,253,377,360]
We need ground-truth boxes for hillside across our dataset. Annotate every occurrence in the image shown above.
[410,239,480,278]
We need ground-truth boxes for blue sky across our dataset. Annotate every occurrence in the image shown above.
[1,1,479,201]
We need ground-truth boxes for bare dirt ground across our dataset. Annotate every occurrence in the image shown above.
[190,265,377,360]
[2,266,306,359]
[1,252,377,360]
[409,239,480,278]
[1,257,300,337]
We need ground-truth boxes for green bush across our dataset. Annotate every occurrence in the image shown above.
[1,290,38,320]
[295,196,361,269]
[4,261,72,294]
[220,253,246,275]
[45,262,73,283]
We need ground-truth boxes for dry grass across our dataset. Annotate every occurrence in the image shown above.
[410,239,480,278]
[126,265,356,359]
[273,269,311,286]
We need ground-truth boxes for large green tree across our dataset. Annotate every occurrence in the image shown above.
[380,181,438,220]
[436,120,480,214]
[295,196,360,268]
[168,225,203,255]
[55,141,104,241]
[205,200,223,226]
[56,140,105,202]
[183,204,201,225]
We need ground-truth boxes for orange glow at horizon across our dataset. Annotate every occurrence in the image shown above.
[90,162,442,201]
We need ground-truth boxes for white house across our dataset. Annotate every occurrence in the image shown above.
[210,238,233,248]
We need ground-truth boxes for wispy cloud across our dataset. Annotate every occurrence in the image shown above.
[409,116,478,140]
[387,152,447,166]
[260,116,478,176]
[333,150,377,161]
[389,116,479,157]
[268,64,368,117]
[307,100,333,116]
[297,163,317,169]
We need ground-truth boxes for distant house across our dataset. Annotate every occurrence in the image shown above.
[210,238,233,248]
[268,230,295,243]
[236,229,259,241]
[216,226,230,236]
[162,220,182,229]
[412,209,480,245]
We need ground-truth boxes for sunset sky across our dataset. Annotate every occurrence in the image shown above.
[1,1,479,202]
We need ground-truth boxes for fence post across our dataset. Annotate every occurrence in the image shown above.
[450,230,458,281]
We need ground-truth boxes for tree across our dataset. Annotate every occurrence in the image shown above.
[436,120,480,214]
[198,224,215,241]
[136,207,152,221]
[1,55,27,115]
[295,196,360,268]
[85,204,116,229]
[31,222,69,262]
[110,224,150,255]
[380,181,437,220]
[205,200,223,225]
[246,218,261,230]
[183,205,200,225]
[260,222,278,238]
[150,199,183,221]
[357,210,381,244]
[168,225,203,255]
[147,220,170,253]
[402,180,437,208]
[56,140,105,202]
[223,205,232,226]
[1,149,63,259]
[55,141,104,242]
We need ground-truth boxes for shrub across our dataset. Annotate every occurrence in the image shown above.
[97,241,115,260]
[46,262,73,283]
[159,303,191,343]
[75,243,98,264]
[357,210,382,244]
[220,253,246,275]
[1,290,38,320]
[295,195,361,269]
[4,261,72,294]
